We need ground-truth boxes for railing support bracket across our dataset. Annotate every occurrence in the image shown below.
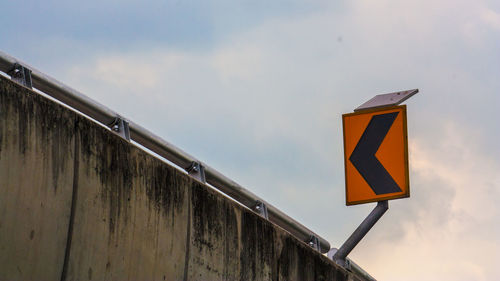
[108,116,131,141]
[186,161,206,183]
[8,63,32,89]
[254,200,269,219]
[308,235,321,251]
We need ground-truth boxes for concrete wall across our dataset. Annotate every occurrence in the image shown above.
[0,76,363,281]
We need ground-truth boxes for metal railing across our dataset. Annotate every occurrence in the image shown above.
[0,50,330,253]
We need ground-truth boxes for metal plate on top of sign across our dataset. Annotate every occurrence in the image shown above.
[342,105,409,205]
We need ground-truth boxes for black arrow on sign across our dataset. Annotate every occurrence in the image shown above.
[349,112,402,195]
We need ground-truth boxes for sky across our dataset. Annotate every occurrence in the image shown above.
[2,0,500,280]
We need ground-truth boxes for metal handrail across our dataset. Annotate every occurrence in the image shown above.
[0,50,330,253]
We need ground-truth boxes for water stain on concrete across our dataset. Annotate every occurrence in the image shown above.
[0,75,363,281]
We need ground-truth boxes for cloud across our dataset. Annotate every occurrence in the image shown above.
[7,0,499,280]
[353,121,500,281]
[481,8,500,30]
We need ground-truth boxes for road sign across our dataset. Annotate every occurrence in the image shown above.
[342,105,409,205]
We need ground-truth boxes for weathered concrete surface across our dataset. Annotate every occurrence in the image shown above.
[0,75,364,281]
[0,76,75,281]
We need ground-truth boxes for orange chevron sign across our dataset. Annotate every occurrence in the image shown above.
[342,105,410,205]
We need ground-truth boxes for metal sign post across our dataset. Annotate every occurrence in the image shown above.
[333,89,418,267]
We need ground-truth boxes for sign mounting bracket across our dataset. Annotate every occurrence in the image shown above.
[332,200,388,266]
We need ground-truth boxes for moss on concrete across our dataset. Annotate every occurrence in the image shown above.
[0,75,364,281]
